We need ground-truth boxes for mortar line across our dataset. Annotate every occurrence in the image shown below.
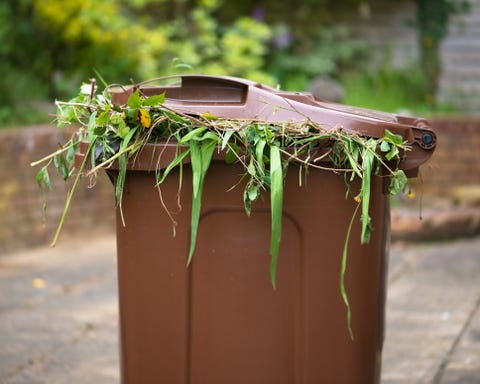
[431,294,480,384]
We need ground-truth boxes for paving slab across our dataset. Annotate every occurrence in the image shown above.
[383,238,480,384]
[438,302,480,383]
[1,235,479,383]
[0,236,119,384]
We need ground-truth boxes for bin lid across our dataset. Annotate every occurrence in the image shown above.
[109,75,436,176]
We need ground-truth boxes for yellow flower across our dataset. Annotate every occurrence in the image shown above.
[353,194,361,203]
[406,191,416,199]
[202,112,218,120]
[138,108,151,128]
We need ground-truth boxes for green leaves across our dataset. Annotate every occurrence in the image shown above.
[359,139,376,244]
[179,126,208,143]
[379,130,409,195]
[142,93,165,106]
[117,120,130,138]
[269,144,284,288]
[340,203,360,340]
[127,90,143,109]
[34,78,415,311]
[380,129,406,161]
[255,138,267,174]
[115,127,138,204]
[156,148,190,186]
[221,129,235,150]
[185,129,219,266]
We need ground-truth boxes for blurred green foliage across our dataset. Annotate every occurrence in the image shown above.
[0,0,277,125]
[342,59,430,114]
[268,25,368,91]
[0,0,468,126]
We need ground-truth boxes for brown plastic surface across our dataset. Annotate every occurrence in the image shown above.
[109,153,388,384]
[109,74,436,176]
[75,76,436,383]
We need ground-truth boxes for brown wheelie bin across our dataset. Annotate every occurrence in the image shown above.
[78,75,436,383]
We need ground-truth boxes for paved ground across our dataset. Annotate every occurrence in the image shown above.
[1,234,479,383]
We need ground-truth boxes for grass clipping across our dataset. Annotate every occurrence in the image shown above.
[33,79,410,337]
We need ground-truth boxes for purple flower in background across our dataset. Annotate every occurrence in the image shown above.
[252,6,264,21]
[273,31,293,49]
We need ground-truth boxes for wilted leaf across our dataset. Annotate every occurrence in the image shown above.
[53,154,69,181]
[389,169,408,195]
[243,188,252,217]
[66,145,77,165]
[247,182,260,201]
[36,166,52,190]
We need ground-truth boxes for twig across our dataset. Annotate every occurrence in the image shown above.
[30,140,77,167]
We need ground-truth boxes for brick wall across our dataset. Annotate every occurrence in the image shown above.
[0,125,115,255]
[0,118,478,255]
[413,116,480,196]
[347,0,418,69]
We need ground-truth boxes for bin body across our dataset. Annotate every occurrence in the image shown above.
[91,75,436,384]
[113,146,389,384]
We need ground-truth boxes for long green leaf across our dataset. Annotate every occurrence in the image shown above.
[195,130,220,143]
[269,144,283,288]
[221,129,235,150]
[190,140,202,199]
[115,127,137,204]
[179,126,208,143]
[156,148,190,186]
[360,141,375,244]
[255,138,267,176]
[341,202,360,340]
[187,139,216,265]
[51,139,96,247]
